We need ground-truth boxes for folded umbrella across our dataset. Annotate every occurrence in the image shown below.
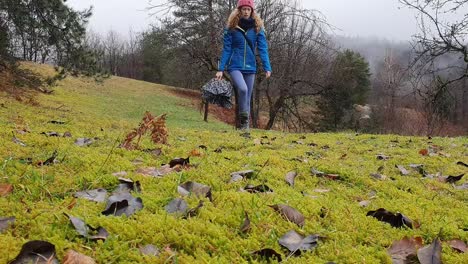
[201,78,233,109]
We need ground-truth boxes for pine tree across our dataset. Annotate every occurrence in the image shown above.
[0,0,107,90]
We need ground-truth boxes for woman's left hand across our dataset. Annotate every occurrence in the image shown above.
[265,71,271,79]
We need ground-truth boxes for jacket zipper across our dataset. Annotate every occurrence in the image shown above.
[236,26,248,70]
[228,53,233,66]
[243,38,246,69]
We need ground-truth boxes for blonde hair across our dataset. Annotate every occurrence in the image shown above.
[227,8,264,33]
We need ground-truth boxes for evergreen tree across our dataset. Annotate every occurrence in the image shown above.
[0,0,106,89]
[318,49,371,130]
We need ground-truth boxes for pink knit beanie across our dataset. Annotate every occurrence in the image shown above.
[237,0,254,9]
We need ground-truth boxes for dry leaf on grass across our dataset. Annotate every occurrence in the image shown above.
[269,204,305,227]
[74,188,107,203]
[189,149,202,157]
[136,165,173,177]
[68,215,109,241]
[115,178,141,193]
[0,183,13,196]
[231,170,255,179]
[454,183,468,190]
[101,192,143,217]
[178,181,212,201]
[75,138,95,147]
[446,239,467,253]
[387,236,423,264]
[0,216,15,233]
[251,248,282,262]
[112,171,128,177]
[121,112,168,150]
[239,211,251,233]
[41,131,61,137]
[139,245,160,256]
[243,184,273,193]
[311,168,343,181]
[229,174,244,183]
[183,200,204,219]
[285,171,297,186]
[67,198,77,210]
[376,154,390,160]
[165,198,188,215]
[313,189,330,193]
[36,150,58,166]
[279,230,320,254]
[12,136,26,147]
[367,208,414,229]
[395,165,410,175]
[9,240,59,264]
[169,157,190,168]
[438,174,464,184]
[48,120,66,124]
[370,173,387,180]
[229,170,255,183]
[419,149,429,156]
[417,237,442,264]
[63,249,96,264]
[359,200,371,207]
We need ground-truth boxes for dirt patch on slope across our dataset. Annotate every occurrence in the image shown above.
[169,88,236,125]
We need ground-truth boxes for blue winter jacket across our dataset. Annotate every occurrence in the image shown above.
[218,26,272,74]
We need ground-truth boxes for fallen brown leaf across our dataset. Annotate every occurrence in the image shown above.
[417,237,442,264]
[0,184,13,196]
[169,157,190,168]
[136,165,173,177]
[251,248,282,262]
[387,237,423,264]
[279,230,320,253]
[367,208,414,229]
[0,217,15,233]
[359,200,371,207]
[178,181,212,201]
[239,211,251,234]
[419,149,429,156]
[446,239,467,253]
[269,204,305,227]
[139,244,160,256]
[189,149,202,157]
[67,198,77,210]
[63,249,96,264]
[285,171,297,186]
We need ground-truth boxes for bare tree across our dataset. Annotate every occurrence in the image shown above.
[400,0,468,126]
[247,0,332,130]
[372,50,409,132]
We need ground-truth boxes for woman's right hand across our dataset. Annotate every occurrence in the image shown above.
[215,71,223,80]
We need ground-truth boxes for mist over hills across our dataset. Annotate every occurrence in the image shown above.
[332,35,412,74]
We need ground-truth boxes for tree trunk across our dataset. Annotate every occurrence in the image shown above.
[251,86,259,128]
[463,78,468,129]
[204,102,209,122]
[266,96,284,130]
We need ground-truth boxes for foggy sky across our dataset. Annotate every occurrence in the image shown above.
[67,0,421,41]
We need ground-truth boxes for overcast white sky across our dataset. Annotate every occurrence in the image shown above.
[67,0,421,41]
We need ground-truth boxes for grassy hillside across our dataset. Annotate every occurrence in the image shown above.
[0,63,467,263]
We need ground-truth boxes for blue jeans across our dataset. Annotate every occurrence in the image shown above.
[230,70,255,114]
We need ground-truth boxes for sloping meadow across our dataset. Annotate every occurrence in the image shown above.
[0,68,467,263]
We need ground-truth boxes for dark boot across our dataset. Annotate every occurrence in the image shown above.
[239,112,249,130]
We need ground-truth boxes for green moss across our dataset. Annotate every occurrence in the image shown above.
[0,63,467,263]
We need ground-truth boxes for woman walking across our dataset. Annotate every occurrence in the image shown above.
[216,0,272,130]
